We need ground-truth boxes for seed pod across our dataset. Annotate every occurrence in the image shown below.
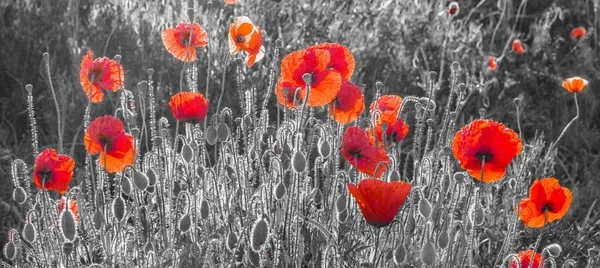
[337,209,348,223]
[336,194,347,212]
[95,189,105,207]
[63,242,74,256]
[250,218,269,252]
[292,151,306,173]
[133,170,149,191]
[419,198,432,218]
[274,182,286,200]
[420,242,437,267]
[227,232,238,252]
[318,139,331,158]
[60,208,77,242]
[121,176,132,195]
[217,123,230,141]
[406,213,416,234]
[200,199,209,219]
[388,170,401,182]
[393,245,406,265]
[3,241,16,260]
[13,187,27,204]
[453,172,466,184]
[181,143,194,163]
[147,168,157,186]
[179,214,192,233]
[113,196,126,222]
[22,222,36,243]
[438,231,449,249]
[312,188,323,206]
[93,210,105,230]
[205,125,218,145]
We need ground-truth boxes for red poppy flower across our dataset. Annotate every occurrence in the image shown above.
[368,112,409,146]
[33,148,75,194]
[512,40,525,54]
[448,2,459,15]
[348,179,412,227]
[570,27,586,40]
[169,92,209,124]
[79,50,124,103]
[84,115,136,173]
[162,23,209,62]
[229,16,265,67]
[330,79,364,124]
[224,0,237,4]
[369,95,402,114]
[562,76,589,93]
[511,250,544,268]
[517,178,572,228]
[489,56,497,70]
[59,197,80,224]
[307,43,355,80]
[275,48,342,107]
[340,126,390,178]
[452,119,522,183]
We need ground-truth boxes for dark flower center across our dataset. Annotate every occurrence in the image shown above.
[236,35,245,43]
[39,171,52,186]
[475,152,493,163]
[87,66,102,81]
[100,137,113,151]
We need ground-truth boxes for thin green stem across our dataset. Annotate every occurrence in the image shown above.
[547,92,579,154]
[44,53,63,154]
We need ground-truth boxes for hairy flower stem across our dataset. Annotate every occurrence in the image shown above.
[25,85,39,158]
[546,92,579,157]
[529,212,548,268]
[43,52,63,154]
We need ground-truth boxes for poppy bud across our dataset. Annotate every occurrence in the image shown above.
[472,203,485,226]
[438,231,449,249]
[121,176,132,195]
[419,198,432,218]
[512,40,525,54]
[114,54,122,63]
[448,2,459,16]
[292,151,306,173]
[393,245,407,265]
[179,214,192,233]
[388,170,401,182]
[337,209,348,223]
[22,222,36,243]
[3,241,17,260]
[181,143,194,163]
[248,248,260,266]
[479,108,486,119]
[205,125,218,145]
[544,243,562,257]
[187,8,194,21]
[13,187,27,205]
[93,210,105,231]
[200,199,210,219]
[336,194,347,212]
[227,232,238,252]
[217,122,230,141]
[43,52,50,63]
[113,196,126,222]
[453,172,466,184]
[250,218,269,252]
[25,84,33,94]
[147,168,157,186]
[420,242,437,267]
[147,68,154,77]
[133,170,149,191]
[319,139,331,158]
[144,241,154,254]
[63,242,74,256]
[60,208,77,242]
[274,182,286,200]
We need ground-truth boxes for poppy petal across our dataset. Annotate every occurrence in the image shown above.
[307,69,342,106]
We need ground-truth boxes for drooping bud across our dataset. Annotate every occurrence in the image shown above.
[250,218,269,252]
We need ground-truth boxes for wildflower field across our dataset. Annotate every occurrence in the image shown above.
[1,0,600,267]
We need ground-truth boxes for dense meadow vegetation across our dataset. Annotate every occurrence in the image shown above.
[0,0,599,267]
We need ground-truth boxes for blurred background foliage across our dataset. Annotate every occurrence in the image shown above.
[0,0,599,261]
